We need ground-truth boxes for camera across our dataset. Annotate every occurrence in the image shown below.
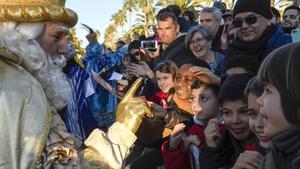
[141,40,158,52]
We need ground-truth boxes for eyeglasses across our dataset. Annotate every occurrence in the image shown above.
[189,37,206,46]
[232,15,262,28]
[200,19,216,23]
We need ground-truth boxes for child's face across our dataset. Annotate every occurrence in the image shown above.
[175,65,196,100]
[248,93,270,149]
[191,86,219,121]
[222,100,252,140]
[257,84,292,137]
[156,71,174,93]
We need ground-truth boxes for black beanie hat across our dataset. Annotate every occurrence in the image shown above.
[233,0,272,19]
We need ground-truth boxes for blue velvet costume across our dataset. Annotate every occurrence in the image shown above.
[83,42,127,129]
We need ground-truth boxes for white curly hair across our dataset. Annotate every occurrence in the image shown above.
[0,22,72,110]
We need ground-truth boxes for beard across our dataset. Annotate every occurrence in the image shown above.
[0,23,72,110]
[32,53,72,110]
[282,26,296,34]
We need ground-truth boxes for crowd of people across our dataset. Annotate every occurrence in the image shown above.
[0,0,300,169]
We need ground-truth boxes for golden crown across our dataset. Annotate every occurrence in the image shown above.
[0,0,77,27]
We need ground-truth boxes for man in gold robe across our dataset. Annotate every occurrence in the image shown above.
[0,1,151,168]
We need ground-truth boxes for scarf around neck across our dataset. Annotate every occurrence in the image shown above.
[260,127,300,169]
[229,24,275,62]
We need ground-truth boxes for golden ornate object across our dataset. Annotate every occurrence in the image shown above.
[0,0,78,27]
[116,77,153,133]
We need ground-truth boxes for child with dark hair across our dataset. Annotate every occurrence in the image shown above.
[162,80,224,169]
[200,74,263,169]
[245,77,270,149]
[225,54,260,76]
[149,60,178,108]
[257,42,300,169]
[232,77,269,169]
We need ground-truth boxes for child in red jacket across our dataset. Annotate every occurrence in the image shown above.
[162,80,225,169]
[149,60,178,109]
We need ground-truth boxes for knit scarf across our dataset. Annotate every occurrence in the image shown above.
[228,24,275,62]
[260,127,300,169]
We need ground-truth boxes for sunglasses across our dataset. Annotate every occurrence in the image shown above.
[232,15,261,28]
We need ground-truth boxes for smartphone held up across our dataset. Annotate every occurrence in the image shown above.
[141,40,158,52]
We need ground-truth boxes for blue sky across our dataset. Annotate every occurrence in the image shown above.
[66,0,124,46]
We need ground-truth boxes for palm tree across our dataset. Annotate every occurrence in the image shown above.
[156,0,209,12]
[68,28,85,67]
[273,0,294,12]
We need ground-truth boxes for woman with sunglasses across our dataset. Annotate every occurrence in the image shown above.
[227,0,291,64]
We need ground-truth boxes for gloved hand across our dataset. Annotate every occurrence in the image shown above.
[116,77,153,133]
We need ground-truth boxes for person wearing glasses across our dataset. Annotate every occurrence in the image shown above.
[226,0,291,64]
[185,25,225,77]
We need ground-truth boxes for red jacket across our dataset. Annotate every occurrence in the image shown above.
[149,90,168,109]
[162,122,225,169]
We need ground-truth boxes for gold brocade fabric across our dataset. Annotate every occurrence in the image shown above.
[0,52,138,169]
[0,0,78,27]
[0,57,51,169]
[40,110,81,169]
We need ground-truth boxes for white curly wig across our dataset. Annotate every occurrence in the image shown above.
[0,22,72,110]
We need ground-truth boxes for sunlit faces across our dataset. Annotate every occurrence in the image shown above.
[158,17,179,46]
[199,12,220,36]
[189,32,212,60]
[191,86,219,120]
[282,9,299,28]
[248,94,270,149]
[175,64,196,100]
[234,12,270,42]
[222,100,253,140]
[155,71,175,93]
[257,84,293,137]
[36,22,70,56]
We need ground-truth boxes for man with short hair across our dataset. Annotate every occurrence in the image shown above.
[0,0,151,168]
[227,0,291,63]
[150,11,196,67]
[199,7,223,52]
[282,5,300,33]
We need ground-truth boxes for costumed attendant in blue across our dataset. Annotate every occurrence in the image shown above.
[62,41,99,141]
[83,32,128,131]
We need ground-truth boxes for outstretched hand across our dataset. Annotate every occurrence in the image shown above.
[204,119,221,148]
[128,62,154,78]
[116,78,153,133]
[169,123,186,150]
[232,151,263,169]
[147,101,167,118]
